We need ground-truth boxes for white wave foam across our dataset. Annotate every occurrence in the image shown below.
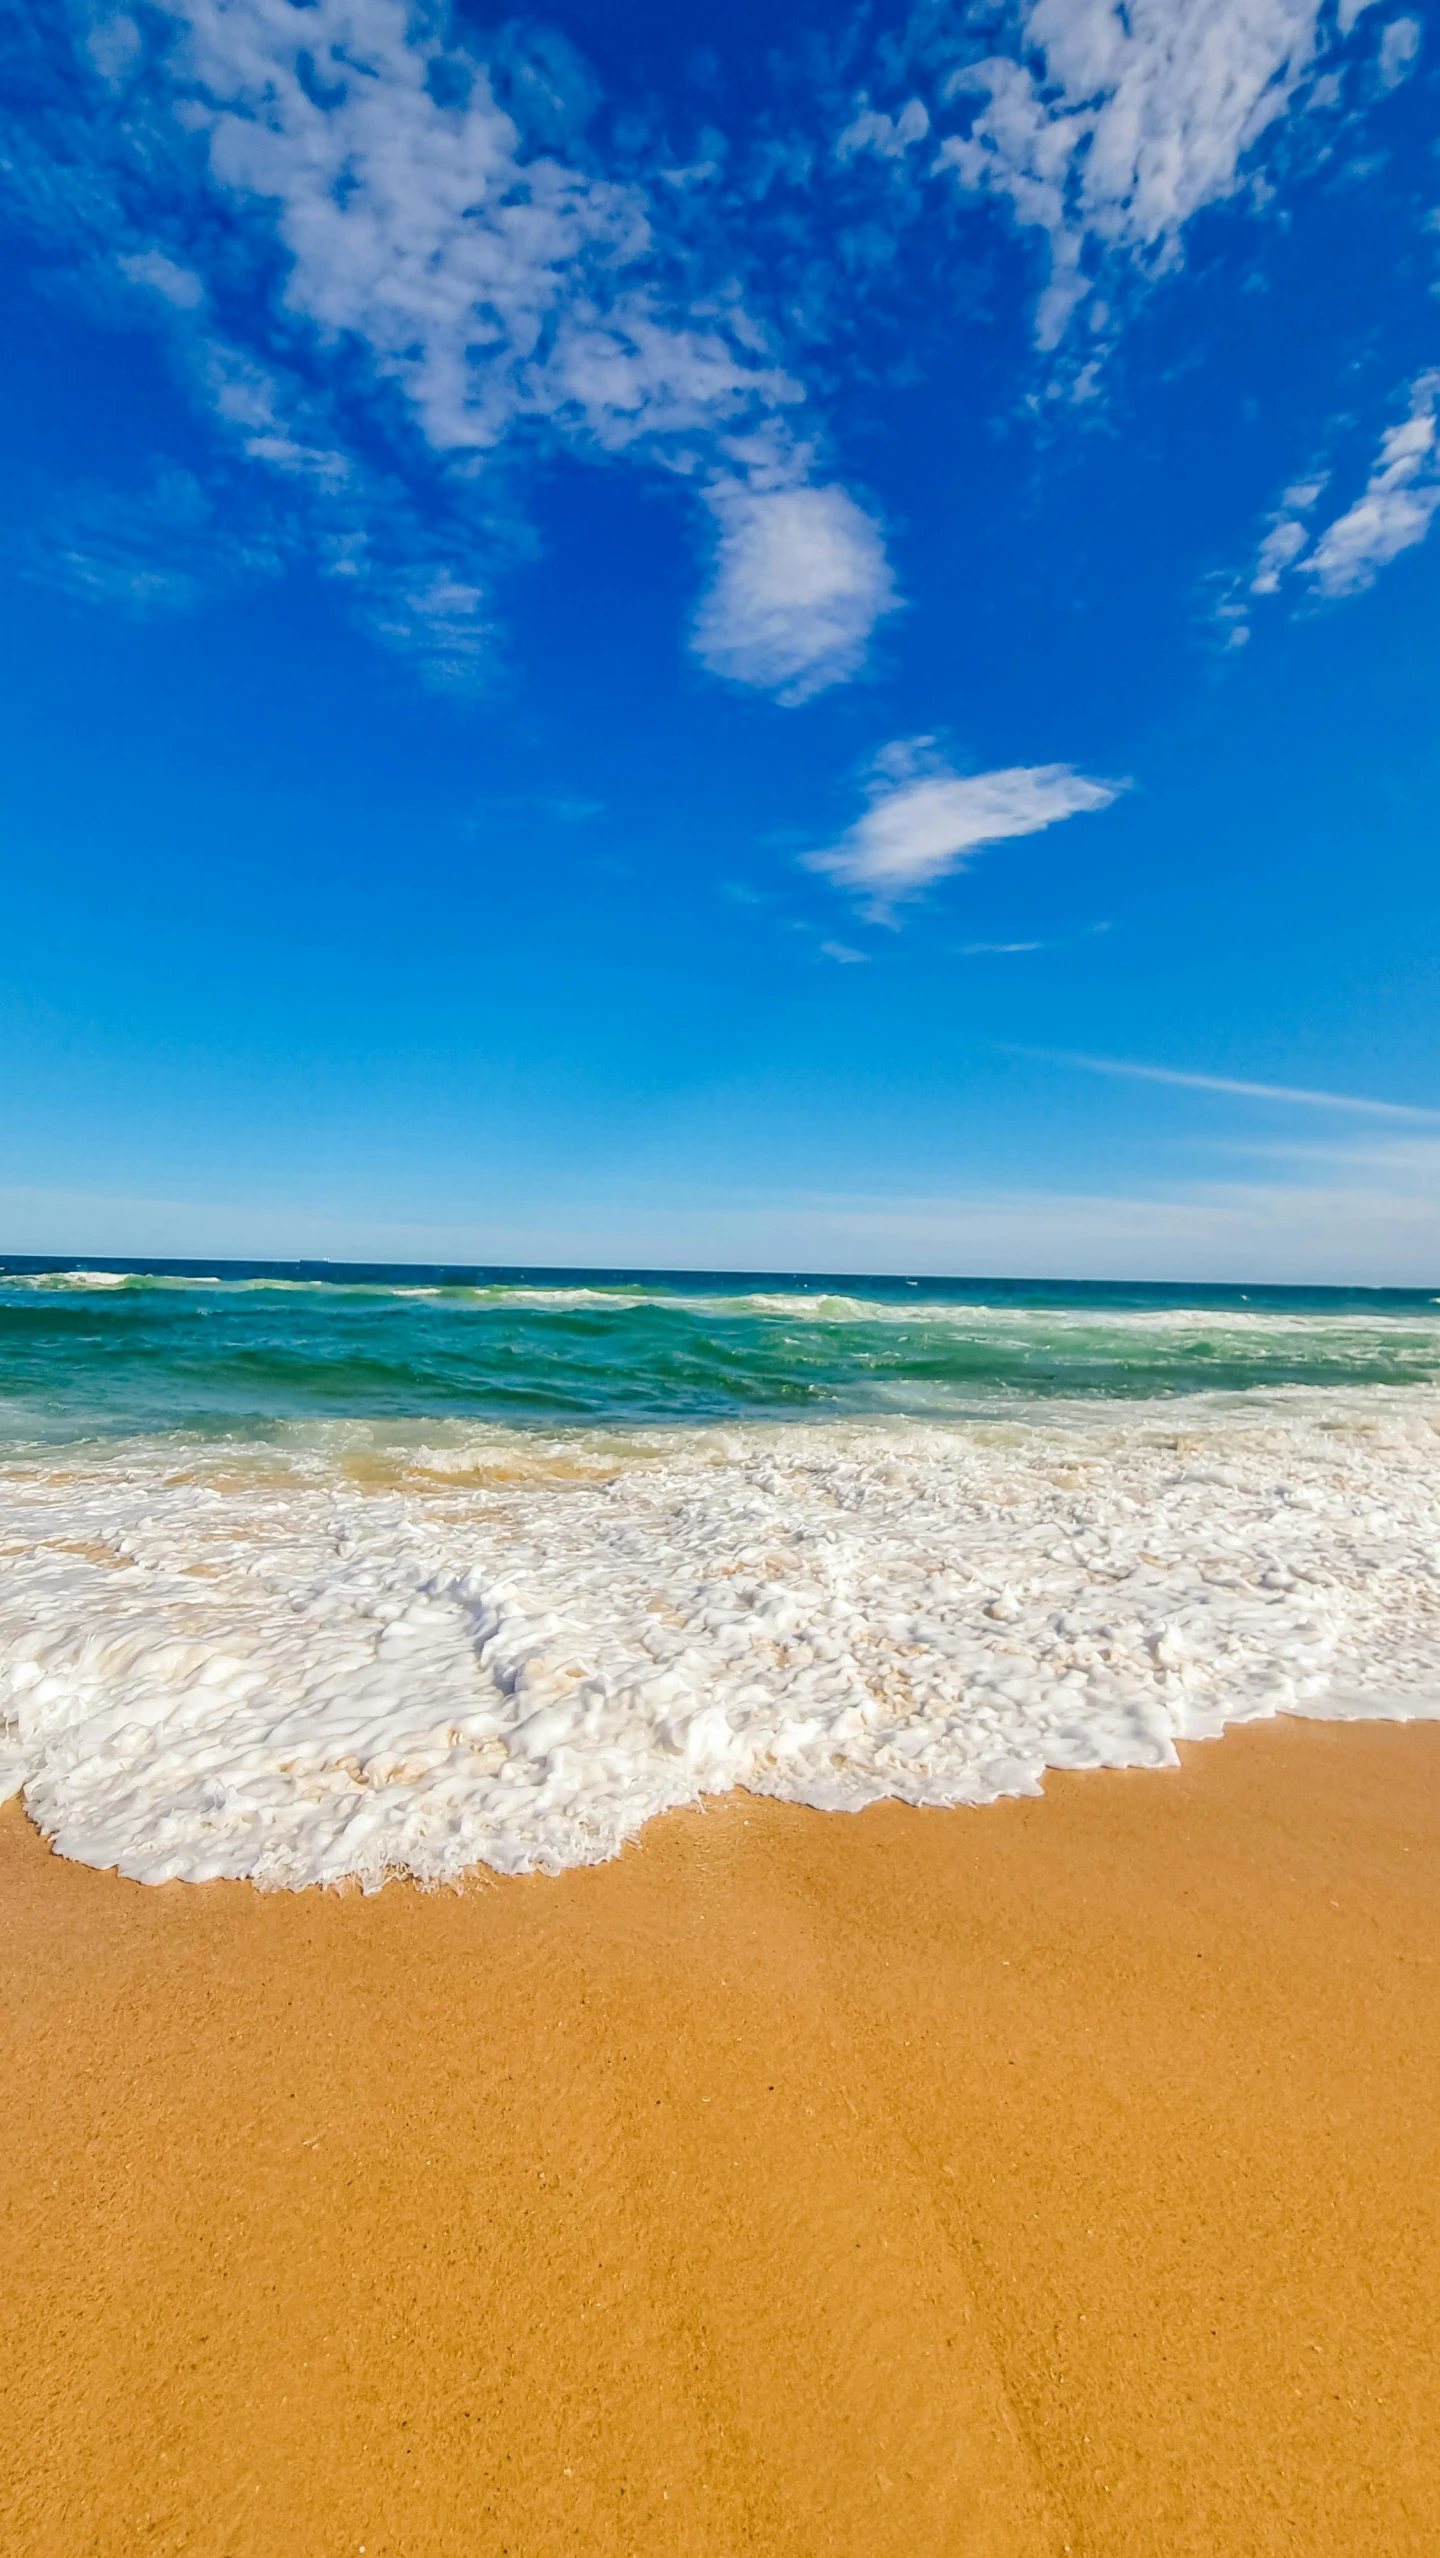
[19,1268,133,1289]
[8,1269,1440,1338]
[3,1395,1440,1890]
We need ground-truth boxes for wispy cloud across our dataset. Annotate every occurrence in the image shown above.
[174,0,775,462]
[1303,371,1440,595]
[17,465,283,616]
[1250,474,1330,595]
[1021,1049,1440,1122]
[470,791,605,828]
[2,0,1422,693]
[826,0,1410,383]
[1226,373,1440,637]
[805,740,1122,916]
[836,97,931,164]
[2,0,898,699]
[925,0,1332,353]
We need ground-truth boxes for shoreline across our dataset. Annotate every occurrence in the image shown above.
[5,1717,1440,2554]
[12,1387,1440,1892]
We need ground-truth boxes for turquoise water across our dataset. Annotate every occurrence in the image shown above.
[2,1260,1439,1444]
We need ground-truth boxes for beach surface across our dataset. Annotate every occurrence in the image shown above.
[4,1719,1439,2557]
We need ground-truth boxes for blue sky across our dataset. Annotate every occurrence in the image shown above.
[2,0,1439,1278]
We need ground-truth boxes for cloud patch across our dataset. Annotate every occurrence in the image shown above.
[930,0,1329,352]
[1377,14,1422,89]
[3,0,898,698]
[693,481,897,701]
[806,740,1121,914]
[1303,372,1440,595]
[1237,376,1440,622]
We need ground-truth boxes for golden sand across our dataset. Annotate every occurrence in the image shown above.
[3,1719,1439,2555]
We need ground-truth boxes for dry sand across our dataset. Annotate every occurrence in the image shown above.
[3,1718,1439,2557]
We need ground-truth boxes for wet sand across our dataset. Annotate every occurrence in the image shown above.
[3,1717,1439,2556]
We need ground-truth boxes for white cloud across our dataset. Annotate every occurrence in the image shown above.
[116,249,205,308]
[692,481,897,700]
[11,0,898,696]
[805,739,1121,912]
[837,97,931,161]
[930,0,1332,349]
[1237,381,1440,624]
[1250,514,1311,594]
[160,0,899,692]
[11,0,1418,690]
[1377,15,1422,88]
[1303,372,1440,595]
[174,0,787,461]
[1248,472,1329,596]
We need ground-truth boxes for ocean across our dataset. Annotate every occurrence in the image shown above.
[3,1258,1439,1889]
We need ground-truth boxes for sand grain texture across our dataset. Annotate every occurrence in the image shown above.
[3,1718,1439,2555]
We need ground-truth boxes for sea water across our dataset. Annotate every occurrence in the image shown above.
[2,1259,1439,1888]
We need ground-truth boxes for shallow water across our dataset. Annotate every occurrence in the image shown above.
[3,1259,1439,1886]
[3,1258,1440,1435]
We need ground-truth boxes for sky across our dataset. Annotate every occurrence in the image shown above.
[1,0,1439,1280]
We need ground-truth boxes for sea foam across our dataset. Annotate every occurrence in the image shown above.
[3,1394,1439,1889]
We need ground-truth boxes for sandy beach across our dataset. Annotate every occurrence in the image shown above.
[4,1719,1439,2556]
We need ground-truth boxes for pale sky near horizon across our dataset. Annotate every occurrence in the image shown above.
[2,0,1440,1279]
